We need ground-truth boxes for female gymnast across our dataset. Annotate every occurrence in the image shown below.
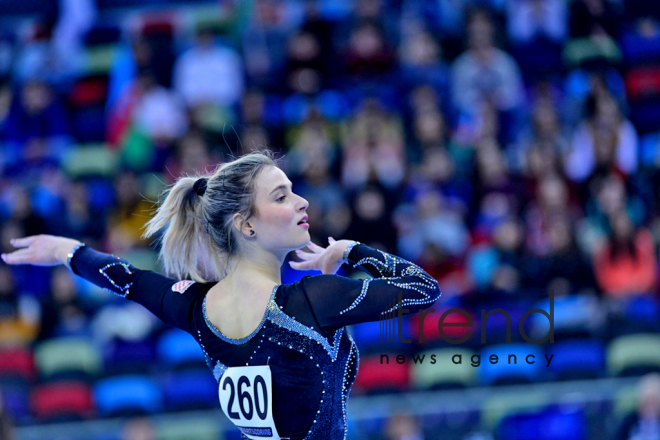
[1,150,441,440]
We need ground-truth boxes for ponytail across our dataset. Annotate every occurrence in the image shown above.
[142,151,278,283]
[142,174,222,282]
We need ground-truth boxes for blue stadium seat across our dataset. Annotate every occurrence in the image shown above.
[104,337,157,375]
[94,375,162,417]
[162,369,218,411]
[547,340,605,380]
[157,329,205,369]
[621,30,660,67]
[1,383,30,423]
[497,405,587,440]
[478,344,545,386]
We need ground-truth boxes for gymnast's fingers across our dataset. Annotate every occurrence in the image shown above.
[10,235,39,249]
[307,241,325,254]
[288,260,314,270]
[1,248,34,265]
[294,249,317,261]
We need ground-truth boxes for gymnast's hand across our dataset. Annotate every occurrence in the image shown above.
[289,237,356,275]
[1,235,82,267]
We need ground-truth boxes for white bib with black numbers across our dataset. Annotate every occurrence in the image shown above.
[219,365,281,439]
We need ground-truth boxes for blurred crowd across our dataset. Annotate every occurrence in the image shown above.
[0,0,660,438]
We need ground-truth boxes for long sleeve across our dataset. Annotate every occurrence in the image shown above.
[68,244,205,334]
[299,242,441,331]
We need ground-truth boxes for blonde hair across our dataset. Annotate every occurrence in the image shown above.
[142,150,279,282]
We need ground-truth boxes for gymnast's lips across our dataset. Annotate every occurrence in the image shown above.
[297,215,308,226]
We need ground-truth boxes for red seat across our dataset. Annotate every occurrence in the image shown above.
[140,15,176,37]
[69,77,108,108]
[626,66,660,101]
[30,381,95,420]
[352,354,410,394]
[0,347,35,381]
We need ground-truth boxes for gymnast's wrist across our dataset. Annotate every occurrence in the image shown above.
[339,240,360,264]
[57,240,85,269]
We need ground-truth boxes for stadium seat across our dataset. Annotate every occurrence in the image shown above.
[121,248,160,273]
[629,98,660,134]
[640,132,660,166]
[348,319,414,356]
[62,145,118,179]
[157,329,206,370]
[0,347,35,382]
[104,337,157,376]
[69,76,108,108]
[1,383,30,423]
[497,405,587,440]
[530,293,603,342]
[85,46,117,75]
[352,354,411,395]
[478,344,545,386]
[620,29,660,67]
[347,321,382,352]
[94,375,162,417]
[83,25,121,47]
[607,334,660,376]
[548,340,605,380]
[34,337,102,381]
[411,348,476,390]
[72,106,107,143]
[30,380,95,421]
[624,295,660,329]
[563,36,621,68]
[156,417,221,440]
[162,369,218,411]
[482,391,550,428]
[625,66,660,101]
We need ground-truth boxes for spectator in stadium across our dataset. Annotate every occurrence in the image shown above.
[450,9,524,116]
[565,94,638,183]
[173,26,244,109]
[616,373,660,440]
[593,210,657,297]
[2,80,72,173]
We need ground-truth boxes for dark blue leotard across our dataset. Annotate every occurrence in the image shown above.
[69,242,441,439]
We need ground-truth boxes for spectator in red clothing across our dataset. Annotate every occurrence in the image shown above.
[593,210,657,297]
[343,22,394,79]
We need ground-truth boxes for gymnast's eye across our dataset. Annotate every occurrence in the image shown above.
[277,195,286,202]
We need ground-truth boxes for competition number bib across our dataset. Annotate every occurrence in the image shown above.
[219,365,281,439]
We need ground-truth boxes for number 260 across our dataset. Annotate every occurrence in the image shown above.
[222,375,268,421]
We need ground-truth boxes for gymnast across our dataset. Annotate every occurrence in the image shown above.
[1,150,441,439]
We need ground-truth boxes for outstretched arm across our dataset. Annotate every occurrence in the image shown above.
[2,235,203,334]
[291,239,441,331]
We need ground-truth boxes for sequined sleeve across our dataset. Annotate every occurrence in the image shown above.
[299,243,441,330]
[68,245,203,334]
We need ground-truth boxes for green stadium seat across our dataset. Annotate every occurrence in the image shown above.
[63,145,118,178]
[35,337,102,381]
[607,334,660,377]
[482,391,550,429]
[85,45,117,75]
[411,348,476,390]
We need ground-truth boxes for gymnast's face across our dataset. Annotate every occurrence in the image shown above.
[247,166,310,252]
